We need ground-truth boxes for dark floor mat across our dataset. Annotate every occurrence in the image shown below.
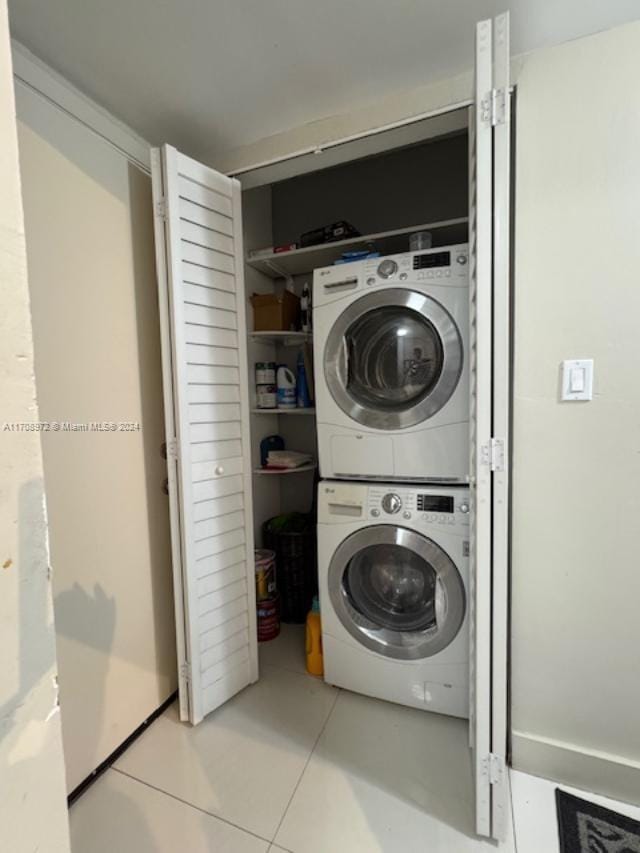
[556,788,640,852]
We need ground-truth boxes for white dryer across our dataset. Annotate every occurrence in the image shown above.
[313,245,469,482]
[318,480,469,718]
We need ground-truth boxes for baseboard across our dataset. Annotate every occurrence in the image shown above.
[511,729,640,807]
[67,692,177,807]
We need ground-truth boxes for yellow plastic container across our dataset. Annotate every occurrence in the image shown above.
[305,597,324,677]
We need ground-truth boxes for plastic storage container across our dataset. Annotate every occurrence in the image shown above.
[257,594,280,642]
[409,230,433,252]
[254,549,276,601]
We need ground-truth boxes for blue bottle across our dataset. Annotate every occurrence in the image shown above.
[296,351,311,408]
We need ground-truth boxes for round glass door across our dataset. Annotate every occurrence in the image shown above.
[324,289,462,430]
[328,525,465,660]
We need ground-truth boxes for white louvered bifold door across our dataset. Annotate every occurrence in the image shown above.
[470,12,511,841]
[151,145,258,726]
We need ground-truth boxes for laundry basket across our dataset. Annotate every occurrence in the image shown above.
[262,513,316,624]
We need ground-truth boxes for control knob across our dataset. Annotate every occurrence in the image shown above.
[459,502,470,514]
[377,259,398,279]
[381,493,402,514]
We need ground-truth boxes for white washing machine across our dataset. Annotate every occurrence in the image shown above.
[318,480,469,718]
[313,245,469,482]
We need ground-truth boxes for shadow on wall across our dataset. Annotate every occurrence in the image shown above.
[128,162,177,685]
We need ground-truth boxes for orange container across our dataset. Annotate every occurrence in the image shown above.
[305,597,323,677]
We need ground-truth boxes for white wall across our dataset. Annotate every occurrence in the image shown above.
[15,62,177,792]
[0,0,70,847]
[511,20,640,802]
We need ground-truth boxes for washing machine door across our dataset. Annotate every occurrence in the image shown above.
[324,288,462,430]
[328,525,465,660]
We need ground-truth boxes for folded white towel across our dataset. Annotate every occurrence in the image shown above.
[266,450,313,469]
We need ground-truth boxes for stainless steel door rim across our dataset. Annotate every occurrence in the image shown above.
[324,288,463,430]
[328,525,466,661]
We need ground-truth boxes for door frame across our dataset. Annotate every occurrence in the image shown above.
[193,15,512,839]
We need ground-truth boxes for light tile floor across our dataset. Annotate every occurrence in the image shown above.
[72,625,640,852]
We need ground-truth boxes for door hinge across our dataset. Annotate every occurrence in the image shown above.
[481,437,505,472]
[481,88,506,126]
[180,661,191,682]
[166,437,178,460]
[155,198,167,220]
[491,87,506,126]
[486,753,505,785]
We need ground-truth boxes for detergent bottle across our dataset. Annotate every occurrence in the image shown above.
[305,595,324,677]
[276,364,296,409]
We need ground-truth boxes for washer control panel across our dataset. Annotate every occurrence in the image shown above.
[318,482,470,527]
[366,486,470,527]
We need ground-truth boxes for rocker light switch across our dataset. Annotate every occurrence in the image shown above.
[561,359,593,401]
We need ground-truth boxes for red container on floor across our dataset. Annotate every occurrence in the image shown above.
[257,594,280,642]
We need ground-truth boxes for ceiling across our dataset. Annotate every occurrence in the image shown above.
[9,0,640,163]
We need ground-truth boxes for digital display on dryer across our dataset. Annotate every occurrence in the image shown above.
[417,495,454,513]
[412,251,451,269]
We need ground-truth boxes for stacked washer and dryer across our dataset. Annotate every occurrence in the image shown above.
[313,244,471,718]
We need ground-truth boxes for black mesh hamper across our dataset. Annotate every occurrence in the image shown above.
[262,513,317,623]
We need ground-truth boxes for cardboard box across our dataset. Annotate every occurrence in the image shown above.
[251,290,300,332]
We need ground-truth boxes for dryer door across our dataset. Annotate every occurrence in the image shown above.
[328,525,465,660]
[324,288,463,430]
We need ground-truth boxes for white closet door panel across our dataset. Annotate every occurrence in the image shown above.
[195,528,246,563]
[202,661,252,715]
[183,303,237,329]
[472,16,493,840]
[199,627,250,673]
[469,13,511,841]
[183,283,236,312]
[188,365,240,386]
[201,647,250,690]
[199,613,249,654]
[189,403,241,425]
[194,518,246,560]
[177,176,233,217]
[197,561,246,597]
[188,384,240,405]
[151,144,257,725]
[198,579,247,618]
[185,325,238,348]
[181,240,235,273]
[196,544,246,582]
[190,422,242,445]
[199,597,247,645]
[192,460,244,488]
[180,220,235,255]
[193,493,244,527]
[181,262,235,292]
[179,197,233,235]
[192,467,244,501]
[191,440,242,469]
[185,345,239,368]
[490,10,511,842]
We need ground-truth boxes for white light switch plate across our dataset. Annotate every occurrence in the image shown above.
[561,359,594,401]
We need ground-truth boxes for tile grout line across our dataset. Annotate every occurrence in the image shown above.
[111,766,273,847]
[269,687,342,847]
